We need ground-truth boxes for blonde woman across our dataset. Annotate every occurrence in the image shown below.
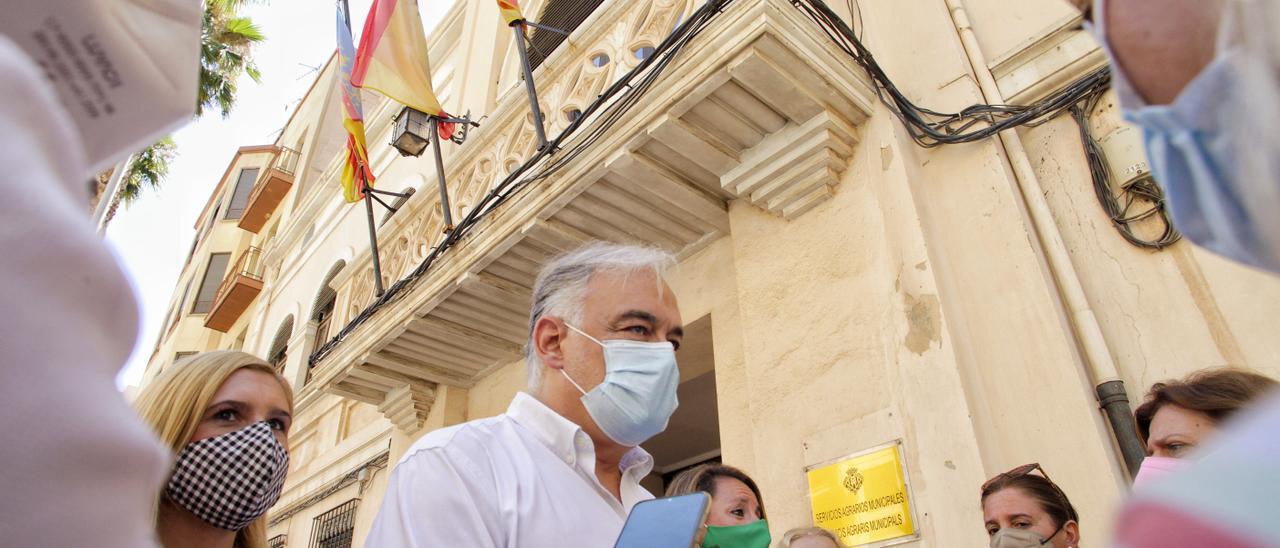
[777,527,847,548]
[135,351,294,548]
[666,463,770,548]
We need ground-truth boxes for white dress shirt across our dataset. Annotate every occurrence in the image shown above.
[366,392,656,547]
[0,35,168,547]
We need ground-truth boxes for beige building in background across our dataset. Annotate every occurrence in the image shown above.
[142,0,1280,546]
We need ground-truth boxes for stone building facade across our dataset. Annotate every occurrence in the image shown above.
[143,0,1280,546]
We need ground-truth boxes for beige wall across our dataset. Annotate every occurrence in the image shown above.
[139,1,1280,547]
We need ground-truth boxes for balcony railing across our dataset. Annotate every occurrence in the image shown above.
[204,247,266,332]
[238,147,300,233]
[304,0,875,432]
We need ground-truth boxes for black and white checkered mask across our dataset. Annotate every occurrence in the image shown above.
[165,421,289,530]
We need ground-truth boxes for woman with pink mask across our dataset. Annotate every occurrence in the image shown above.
[1131,368,1276,486]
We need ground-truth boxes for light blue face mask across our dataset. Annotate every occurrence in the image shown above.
[1086,0,1280,273]
[561,323,680,447]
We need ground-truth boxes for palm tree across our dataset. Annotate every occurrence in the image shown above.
[94,0,267,225]
[198,0,267,118]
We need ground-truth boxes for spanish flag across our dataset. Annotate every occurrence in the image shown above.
[352,0,453,141]
[337,7,374,203]
[497,0,525,26]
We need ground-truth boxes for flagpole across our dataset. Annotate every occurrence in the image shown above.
[430,117,455,231]
[343,0,385,297]
[512,23,549,150]
[363,173,386,297]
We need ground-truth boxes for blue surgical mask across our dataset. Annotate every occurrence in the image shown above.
[1086,0,1280,273]
[561,323,680,446]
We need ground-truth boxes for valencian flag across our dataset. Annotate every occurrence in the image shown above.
[497,0,525,26]
[352,0,455,139]
[337,7,374,203]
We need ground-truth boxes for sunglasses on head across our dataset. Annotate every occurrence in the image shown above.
[981,462,1052,492]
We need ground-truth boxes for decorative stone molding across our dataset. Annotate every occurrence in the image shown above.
[988,14,1108,104]
[310,0,876,421]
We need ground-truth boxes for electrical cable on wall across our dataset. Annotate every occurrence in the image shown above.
[1070,94,1181,249]
[791,0,1111,147]
[793,0,1179,248]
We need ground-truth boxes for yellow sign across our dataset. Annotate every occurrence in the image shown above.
[807,443,916,546]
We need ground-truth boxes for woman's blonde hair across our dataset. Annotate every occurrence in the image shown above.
[777,526,848,548]
[665,463,767,520]
[134,350,294,548]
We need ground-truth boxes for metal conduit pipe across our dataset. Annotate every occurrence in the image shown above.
[941,0,1145,478]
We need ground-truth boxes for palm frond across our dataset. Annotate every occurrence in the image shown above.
[119,137,178,205]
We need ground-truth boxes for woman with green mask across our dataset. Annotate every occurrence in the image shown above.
[666,463,771,548]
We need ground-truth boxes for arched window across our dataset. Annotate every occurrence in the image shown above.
[307,261,347,385]
[528,0,606,71]
[268,316,294,374]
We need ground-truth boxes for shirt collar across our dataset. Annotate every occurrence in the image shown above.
[507,392,654,475]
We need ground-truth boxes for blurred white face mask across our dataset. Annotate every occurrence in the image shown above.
[0,0,201,176]
[1086,0,1280,273]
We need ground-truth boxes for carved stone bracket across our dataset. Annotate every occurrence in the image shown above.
[377,383,437,434]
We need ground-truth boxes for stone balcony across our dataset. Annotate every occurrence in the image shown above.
[205,247,266,333]
[238,147,300,234]
[309,0,875,433]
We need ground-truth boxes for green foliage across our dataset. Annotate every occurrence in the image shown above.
[197,2,267,118]
[106,0,268,212]
[119,137,179,204]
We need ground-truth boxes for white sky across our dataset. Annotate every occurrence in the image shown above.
[108,0,456,389]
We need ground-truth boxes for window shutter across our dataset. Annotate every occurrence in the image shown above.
[225,168,260,220]
[191,253,231,314]
[528,0,606,71]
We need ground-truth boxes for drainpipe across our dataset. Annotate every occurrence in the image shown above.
[941,0,1145,478]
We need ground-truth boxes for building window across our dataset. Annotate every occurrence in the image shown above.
[165,278,194,335]
[313,298,335,358]
[268,534,287,548]
[308,499,359,548]
[633,44,655,61]
[307,261,346,386]
[590,52,610,68]
[225,168,260,220]
[197,203,221,248]
[268,316,294,375]
[564,108,583,123]
[191,253,231,314]
[528,0,606,71]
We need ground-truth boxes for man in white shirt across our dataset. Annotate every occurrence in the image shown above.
[367,242,685,547]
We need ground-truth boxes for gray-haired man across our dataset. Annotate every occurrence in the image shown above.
[367,242,685,547]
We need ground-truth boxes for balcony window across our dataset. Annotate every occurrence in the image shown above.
[527,0,606,71]
[238,148,299,233]
[308,499,359,548]
[191,253,231,314]
[203,247,266,332]
[225,168,260,220]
